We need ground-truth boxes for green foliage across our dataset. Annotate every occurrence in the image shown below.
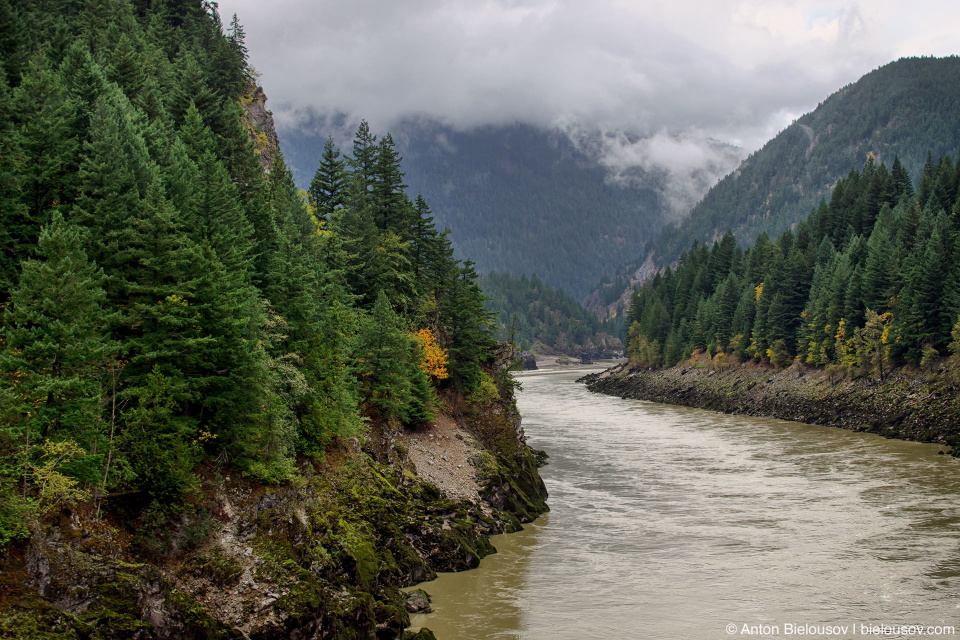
[950,316,960,367]
[354,292,434,425]
[626,155,960,377]
[468,371,500,406]
[653,56,960,268]
[627,323,662,368]
[0,0,495,515]
[283,122,667,298]
[480,271,617,355]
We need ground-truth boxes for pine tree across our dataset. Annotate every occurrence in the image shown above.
[347,119,377,206]
[301,299,364,454]
[168,49,219,126]
[439,261,493,391]
[0,69,26,299]
[0,212,114,478]
[354,291,417,422]
[227,13,248,66]
[12,50,78,245]
[372,133,409,233]
[108,32,145,100]
[308,137,347,221]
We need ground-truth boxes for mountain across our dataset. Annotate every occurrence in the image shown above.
[0,2,546,637]
[280,120,738,298]
[588,55,960,317]
[480,271,622,358]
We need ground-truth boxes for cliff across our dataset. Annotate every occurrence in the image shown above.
[241,84,281,174]
[582,356,960,448]
[1,364,548,639]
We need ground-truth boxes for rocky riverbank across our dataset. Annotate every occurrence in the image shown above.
[1,372,547,639]
[582,356,960,449]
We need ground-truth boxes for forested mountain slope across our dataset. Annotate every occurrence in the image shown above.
[480,272,622,358]
[0,2,546,637]
[284,120,689,298]
[624,155,960,373]
[656,56,960,260]
[655,56,960,261]
[589,56,960,317]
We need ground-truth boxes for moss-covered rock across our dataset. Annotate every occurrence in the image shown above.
[3,356,548,639]
[584,360,960,445]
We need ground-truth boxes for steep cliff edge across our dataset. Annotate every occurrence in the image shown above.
[582,356,960,448]
[241,84,281,174]
[1,368,548,639]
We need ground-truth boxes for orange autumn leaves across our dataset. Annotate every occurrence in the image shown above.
[411,328,448,380]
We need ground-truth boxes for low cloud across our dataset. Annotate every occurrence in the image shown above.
[219,0,960,212]
[559,122,745,217]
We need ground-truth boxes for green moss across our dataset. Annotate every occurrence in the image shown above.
[0,603,87,640]
[166,590,241,639]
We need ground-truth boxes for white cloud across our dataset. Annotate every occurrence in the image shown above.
[218,0,960,211]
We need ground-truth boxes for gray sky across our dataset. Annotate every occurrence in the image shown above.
[217,0,960,208]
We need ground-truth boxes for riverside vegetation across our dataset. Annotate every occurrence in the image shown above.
[0,1,547,637]
[588,152,960,448]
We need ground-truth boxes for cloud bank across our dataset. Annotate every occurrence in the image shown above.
[218,0,960,209]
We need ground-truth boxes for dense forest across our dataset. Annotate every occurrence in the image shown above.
[0,0,494,548]
[480,271,622,356]
[625,153,960,377]
[284,120,669,299]
[653,56,960,264]
[592,56,960,315]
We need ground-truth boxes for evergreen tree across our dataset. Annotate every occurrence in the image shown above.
[308,137,347,221]
[0,70,26,299]
[354,291,418,422]
[347,119,377,206]
[0,212,113,490]
[372,133,409,234]
[12,50,78,245]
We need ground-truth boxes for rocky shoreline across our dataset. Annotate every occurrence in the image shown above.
[1,375,547,639]
[581,357,960,449]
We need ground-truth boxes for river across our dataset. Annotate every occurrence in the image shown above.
[409,364,960,639]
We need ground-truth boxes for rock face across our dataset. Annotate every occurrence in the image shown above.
[241,85,281,174]
[1,367,548,639]
[520,352,538,370]
[582,359,960,446]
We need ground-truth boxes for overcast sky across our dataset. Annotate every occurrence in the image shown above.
[217,0,960,209]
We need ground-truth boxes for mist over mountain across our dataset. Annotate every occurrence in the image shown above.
[280,117,742,298]
[588,55,960,318]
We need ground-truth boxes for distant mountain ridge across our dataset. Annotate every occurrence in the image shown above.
[280,119,739,298]
[587,55,960,318]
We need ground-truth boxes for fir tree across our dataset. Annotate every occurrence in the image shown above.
[309,137,347,221]
[0,212,113,472]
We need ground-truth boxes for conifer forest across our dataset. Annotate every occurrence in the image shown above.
[625,154,960,376]
[0,0,493,547]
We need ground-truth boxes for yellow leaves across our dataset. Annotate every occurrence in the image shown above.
[34,439,91,514]
[411,328,449,380]
[755,282,763,301]
[195,429,217,444]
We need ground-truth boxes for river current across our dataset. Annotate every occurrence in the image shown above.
[409,364,960,639]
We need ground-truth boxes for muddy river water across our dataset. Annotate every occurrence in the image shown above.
[410,364,960,639]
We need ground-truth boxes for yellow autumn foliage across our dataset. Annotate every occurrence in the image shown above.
[412,328,449,379]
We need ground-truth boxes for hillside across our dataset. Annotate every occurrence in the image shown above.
[282,120,730,298]
[622,155,959,373]
[480,272,623,359]
[0,2,546,637]
[588,55,960,317]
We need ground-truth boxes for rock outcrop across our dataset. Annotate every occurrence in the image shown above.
[1,365,548,639]
[582,358,960,447]
[240,84,281,174]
